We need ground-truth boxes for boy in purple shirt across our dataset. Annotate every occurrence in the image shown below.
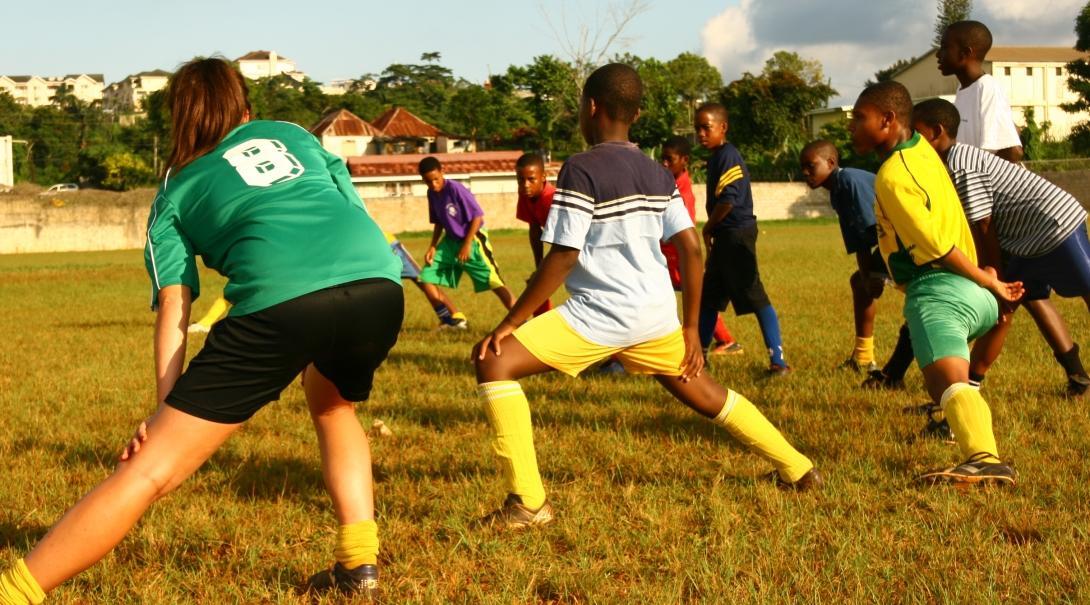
[419,156,516,310]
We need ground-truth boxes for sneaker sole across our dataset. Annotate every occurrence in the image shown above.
[918,471,1016,487]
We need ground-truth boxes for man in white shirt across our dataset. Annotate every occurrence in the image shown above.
[936,20,1025,162]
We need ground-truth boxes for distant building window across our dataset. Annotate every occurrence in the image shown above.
[384,182,399,197]
[1004,66,1011,76]
[1057,67,1064,76]
[1027,67,1033,76]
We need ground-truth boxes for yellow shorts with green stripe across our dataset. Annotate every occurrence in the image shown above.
[419,230,505,292]
[513,310,686,377]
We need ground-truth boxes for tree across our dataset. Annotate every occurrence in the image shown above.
[506,55,582,156]
[1064,2,1090,154]
[665,52,722,129]
[542,0,650,85]
[247,74,329,129]
[865,58,912,87]
[934,0,972,47]
[446,80,529,149]
[720,51,837,177]
[615,55,683,149]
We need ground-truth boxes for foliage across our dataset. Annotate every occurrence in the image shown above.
[1064,2,1090,155]
[865,58,913,88]
[934,0,973,47]
[506,55,583,156]
[720,51,837,180]
[816,118,883,173]
[100,151,155,190]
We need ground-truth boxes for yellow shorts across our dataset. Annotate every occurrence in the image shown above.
[513,310,685,377]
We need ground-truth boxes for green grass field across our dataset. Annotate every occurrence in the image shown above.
[2,224,1089,604]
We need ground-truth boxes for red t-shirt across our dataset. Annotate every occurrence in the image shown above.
[516,182,556,228]
[662,171,696,288]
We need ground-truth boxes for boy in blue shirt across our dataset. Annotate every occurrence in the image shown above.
[695,104,789,375]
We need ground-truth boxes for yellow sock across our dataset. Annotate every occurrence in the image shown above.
[942,383,1000,463]
[853,336,875,365]
[712,390,814,483]
[193,296,230,328]
[478,381,546,510]
[334,520,379,568]
[0,559,45,605]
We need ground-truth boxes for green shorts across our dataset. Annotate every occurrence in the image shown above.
[419,231,505,292]
[903,271,998,368]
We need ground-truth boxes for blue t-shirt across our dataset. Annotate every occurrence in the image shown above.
[705,143,756,232]
[829,167,878,254]
[427,179,484,240]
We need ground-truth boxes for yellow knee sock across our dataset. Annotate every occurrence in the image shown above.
[478,381,546,510]
[193,296,230,328]
[0,559,45,605]
[853,336,875,365]
[942,383,1000,463]
[334,520,379,569]
[713,390,814,483]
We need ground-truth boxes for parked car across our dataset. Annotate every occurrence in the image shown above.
[40,183,79,195]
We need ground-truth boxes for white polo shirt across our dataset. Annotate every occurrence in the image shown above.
[954,74,1022,152]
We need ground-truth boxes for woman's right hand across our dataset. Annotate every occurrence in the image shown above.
[424,246,437,266]
[119,418,149,461]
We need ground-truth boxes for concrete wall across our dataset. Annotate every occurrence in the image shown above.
[0,182,831,254]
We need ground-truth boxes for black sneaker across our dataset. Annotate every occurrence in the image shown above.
[304,562,379,598]
[766,363,792,378]
[1067,373,1090,397]
[918,452,1016,486]
[902,402,937,416]
[840,358,878,373]
[920,416,956,444]
[477,493,556,530]
[766,467,824,492]
[861,369,905,391]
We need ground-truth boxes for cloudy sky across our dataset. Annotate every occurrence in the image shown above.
[702,0,1084,104]
[1,0,1083,107]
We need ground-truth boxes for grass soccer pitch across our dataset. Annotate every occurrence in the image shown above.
[1,222,1089,603]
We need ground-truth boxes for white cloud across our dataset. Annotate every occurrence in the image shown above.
[701,0,1081,105]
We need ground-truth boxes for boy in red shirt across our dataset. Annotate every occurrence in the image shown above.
[515,152,555,317]
[661,136,742,355]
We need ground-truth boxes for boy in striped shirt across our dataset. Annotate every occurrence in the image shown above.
[914,98,1090,396]
[472,64,820,529]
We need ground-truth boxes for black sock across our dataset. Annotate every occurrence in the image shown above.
[1056,342,1088,377]
[882,323,915,381]
[968,372,985,387]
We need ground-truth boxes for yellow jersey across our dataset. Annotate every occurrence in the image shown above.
[874,131,976,286]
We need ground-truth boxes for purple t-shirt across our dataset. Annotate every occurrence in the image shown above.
[427,179,484,240]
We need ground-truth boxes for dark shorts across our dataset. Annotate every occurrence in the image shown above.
[702,224,771,316]
[166,278,404,424]
[864,246,890,280]
[1005,224,1090,301]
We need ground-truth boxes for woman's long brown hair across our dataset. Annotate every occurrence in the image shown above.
[165,57,250,175]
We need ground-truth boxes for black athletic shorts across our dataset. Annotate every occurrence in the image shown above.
[166,278,404,424]
[702,224,771,316]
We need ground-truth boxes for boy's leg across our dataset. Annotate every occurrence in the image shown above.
[849,271,879,368]
[1023,299,1088,388]
[921,357,1001,465]
[653,373,816,485]
[712,317,734,345]
[755,305,787,369]
[413,279,464,326]
[303,365,378,568]
[492,285,516,310]
[12,406,240,595]
[476,335,556,513]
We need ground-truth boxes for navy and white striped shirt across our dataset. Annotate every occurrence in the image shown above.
[543,141,693,347]
[946,143,1087,258]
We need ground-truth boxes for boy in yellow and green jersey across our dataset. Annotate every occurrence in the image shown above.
[849,81,1024,486]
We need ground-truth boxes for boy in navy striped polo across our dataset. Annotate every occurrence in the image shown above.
[914,98,1090,396]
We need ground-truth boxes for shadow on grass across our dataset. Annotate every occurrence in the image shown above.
[388,349,476,377]
[211,451,326,503]
[54,319,151,329]
[0,519,48,549]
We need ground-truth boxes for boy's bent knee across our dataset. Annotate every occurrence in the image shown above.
[115,458,187,502]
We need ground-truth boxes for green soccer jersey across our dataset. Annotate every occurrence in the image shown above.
[144,120,401,316]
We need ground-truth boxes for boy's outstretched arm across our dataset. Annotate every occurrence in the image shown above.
[996,146,1024,163]
[529,224,545,267]
[969,217,1003,272]
[939,246,1024,303]
[475,245,579,358]
[669,227,705,381]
